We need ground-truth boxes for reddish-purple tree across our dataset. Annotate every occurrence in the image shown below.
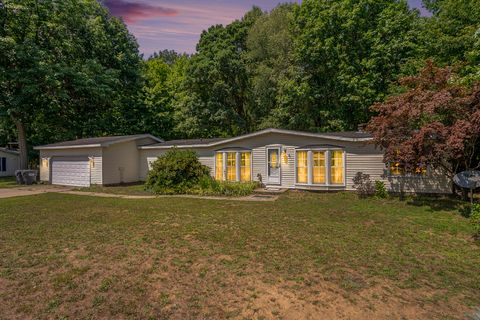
[367,61,480,177]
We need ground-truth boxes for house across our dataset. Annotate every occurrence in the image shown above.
[35,128,451,193]
[34,134,162,187]
[0,147,20,177]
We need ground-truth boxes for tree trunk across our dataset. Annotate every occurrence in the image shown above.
[14,120,28,169]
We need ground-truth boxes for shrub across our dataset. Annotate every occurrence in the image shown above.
[145,149,210,194]
[352,172,375,198]
[193,176,258,197]
[470,203,480,240]
[374,180,388,198]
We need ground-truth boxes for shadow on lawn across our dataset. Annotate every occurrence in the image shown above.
[401,194,470,216]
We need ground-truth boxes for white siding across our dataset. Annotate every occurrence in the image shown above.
[39,148,103,185]
[0,150,19,177]
[102,140,141,185]
[139,132,452,194]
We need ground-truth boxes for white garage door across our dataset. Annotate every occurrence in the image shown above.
[51,157,91,187]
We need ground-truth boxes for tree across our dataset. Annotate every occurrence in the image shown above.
[141,53,188,140]
[294,0,420,131]
[174,7,263,138]
[0,0,141,168]
[367,61,480,177]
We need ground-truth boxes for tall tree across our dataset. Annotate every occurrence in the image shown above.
[0,0,141,168]
[294,0,420,131]
[175,7,263,138]
[367,61,480,177]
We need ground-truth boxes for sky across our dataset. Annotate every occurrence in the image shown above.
[103,0,430,57]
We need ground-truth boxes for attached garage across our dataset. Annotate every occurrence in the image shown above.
[51,157,91,187]
[35,134,162,187]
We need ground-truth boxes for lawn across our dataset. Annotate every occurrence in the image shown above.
[0,192,479,319]
[0,176,18,188]
[75,183,153,196]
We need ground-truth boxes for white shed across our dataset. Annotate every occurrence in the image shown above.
[0,148,20,177]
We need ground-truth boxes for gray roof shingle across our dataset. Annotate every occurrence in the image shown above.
[35,134,161,149]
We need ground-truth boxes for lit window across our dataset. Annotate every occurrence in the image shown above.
[389,162,427,176]
[226,153,237,181]
[313,151,326,184]
[240,152,251,182]
[296,151,308,183]
[215,153,223,180]
[330,151,344,184]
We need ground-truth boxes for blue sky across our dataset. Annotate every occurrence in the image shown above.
[103,0,429,57]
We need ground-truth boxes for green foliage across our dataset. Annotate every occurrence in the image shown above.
[145,149,210,194]
[470,203,480,239]
[193,176,258,197]
[375,180,388,198]
[0,0,142,164]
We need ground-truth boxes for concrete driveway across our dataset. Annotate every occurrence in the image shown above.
[0,185,73,199]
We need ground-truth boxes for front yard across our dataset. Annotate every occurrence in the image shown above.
[0,176,18,188]
[0,192,479,319]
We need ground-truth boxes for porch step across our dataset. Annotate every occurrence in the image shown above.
[254,187,289,195]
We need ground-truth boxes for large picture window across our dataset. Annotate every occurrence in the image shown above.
[313,151,326,184]
[295,149,345,186]
[330,151,344,184]
[240,152,251,182]
[215,153,223,180]
[296,151,308,183]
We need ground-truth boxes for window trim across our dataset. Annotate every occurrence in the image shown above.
[294,148,346,187]
[214,150,253,182]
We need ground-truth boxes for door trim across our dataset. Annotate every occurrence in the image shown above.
[266,147,281,185]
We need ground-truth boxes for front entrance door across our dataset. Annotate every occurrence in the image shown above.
[267,148,280,185]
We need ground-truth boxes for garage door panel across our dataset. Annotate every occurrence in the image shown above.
[52,159,91,187]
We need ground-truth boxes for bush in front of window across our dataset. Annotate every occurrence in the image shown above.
[470,203,480,240]
[352,172,375,198]
[374,180,388,198]
[194,176,259,197]
[145,149,210,194]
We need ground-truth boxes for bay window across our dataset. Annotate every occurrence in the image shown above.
[295,149,345,186]
[215,151,252,182]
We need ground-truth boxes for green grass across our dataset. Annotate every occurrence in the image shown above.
[0,192,479,319]
[0,176,18,188]
[75,183,153,196]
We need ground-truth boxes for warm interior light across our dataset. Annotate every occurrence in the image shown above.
[89,157,95,168]
[282,150,289,165]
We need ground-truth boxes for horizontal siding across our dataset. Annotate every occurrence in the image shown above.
[252,147,266,183]
[90,156,102,185]
[0,151,19,177]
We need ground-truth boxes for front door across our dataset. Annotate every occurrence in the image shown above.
[267,148,280,185]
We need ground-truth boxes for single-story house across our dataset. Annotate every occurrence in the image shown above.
[0,147,20,177]
[35,128,451,193]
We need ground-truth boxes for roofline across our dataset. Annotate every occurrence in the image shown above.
[34,134,163,150]
[0,148,20,155]
[139,128,372,150]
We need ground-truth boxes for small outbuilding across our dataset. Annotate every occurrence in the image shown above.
[34,134,162,187]
[0,147,20,177]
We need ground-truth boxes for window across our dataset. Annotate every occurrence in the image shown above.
[389,162,427,176]
[0,157,5,172]
[240,152,251,182]
[313,151,326,184]
[296,151,308,184]
[295,149,345,186]
[330,151,344,184]
[226,152,237,181]
[215,153,223,180]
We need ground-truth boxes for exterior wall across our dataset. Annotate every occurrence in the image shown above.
[102,140,141,185]
[39,148,103,185]
[140,132,452,194]
[0,151,19,177]
[139,149,214,181]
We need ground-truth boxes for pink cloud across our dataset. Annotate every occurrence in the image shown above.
[104,0,178,23]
